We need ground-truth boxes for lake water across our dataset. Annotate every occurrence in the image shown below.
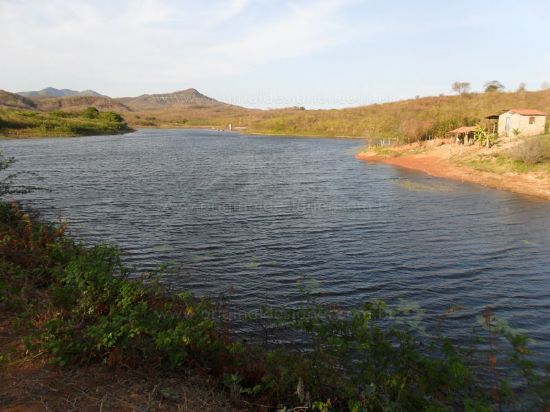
[2,129,549,354]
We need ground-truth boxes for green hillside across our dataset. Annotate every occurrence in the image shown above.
[0,107,132,138]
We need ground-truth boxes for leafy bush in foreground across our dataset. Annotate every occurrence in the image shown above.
[1,202,548,410]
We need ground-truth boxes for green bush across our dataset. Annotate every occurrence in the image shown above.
[50,110,71,118]
[0,108,131,137]
[43,245,224,368]
[101,111,123,123]
[0,195,548,410]
[81,107,100,119]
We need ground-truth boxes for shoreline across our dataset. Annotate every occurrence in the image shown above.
[0,124,362,140]
[134,124,364,139]
[355,143,550,200]
[0,128,135,140]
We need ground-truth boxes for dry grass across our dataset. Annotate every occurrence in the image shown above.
[122,89,550,141]
[460,134,550,175]
[4,88,548,141]
[507,134,550,165]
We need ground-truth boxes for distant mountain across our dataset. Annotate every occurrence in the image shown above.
[17,87,104,98]
[116,88,227,111]
[0,89,130,112]
[0,89,37,109]
[35,95,131,112]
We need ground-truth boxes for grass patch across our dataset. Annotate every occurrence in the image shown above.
[120,89,550,142]
[0,108,133,138]
[507,134,550,165]
[465,135,550,175]
[467,156,530,174]
[371,146,401,157]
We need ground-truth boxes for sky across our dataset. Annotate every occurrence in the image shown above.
[1,0,550,109]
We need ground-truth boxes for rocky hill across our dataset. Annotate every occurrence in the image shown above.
[0,90,37,109]
[17,87,104,98]
[34,95,130,112]
[116,88,227,111]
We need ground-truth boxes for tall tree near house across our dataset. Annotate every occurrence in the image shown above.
[452,81,471,94]
[484,80,505,93]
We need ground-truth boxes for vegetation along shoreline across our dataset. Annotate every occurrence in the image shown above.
[355,134,550,200]
[0,151,549,411]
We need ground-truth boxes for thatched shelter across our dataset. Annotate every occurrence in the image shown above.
[449,126,477,145]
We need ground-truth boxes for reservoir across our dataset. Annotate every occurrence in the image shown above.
[2,129,549,356]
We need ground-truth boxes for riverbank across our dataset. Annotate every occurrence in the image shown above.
[356,136,550,200]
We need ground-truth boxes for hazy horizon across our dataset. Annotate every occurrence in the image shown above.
[2,0,550,109]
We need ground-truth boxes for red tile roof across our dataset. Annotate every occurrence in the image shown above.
[509,109,547,116]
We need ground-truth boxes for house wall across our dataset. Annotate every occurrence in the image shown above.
[498,112,546,137]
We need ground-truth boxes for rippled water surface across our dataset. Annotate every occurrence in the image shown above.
[2,129,549,352]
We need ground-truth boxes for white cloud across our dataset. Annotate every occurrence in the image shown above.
[0,0,355,95]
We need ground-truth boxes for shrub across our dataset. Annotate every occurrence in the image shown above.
[0,108,131,137]
[50,110,71,118]
[101,111,124,123]
[399,118,433,142]
[508,135,550,165]
[82,107,100,119]
[41,243,231,369]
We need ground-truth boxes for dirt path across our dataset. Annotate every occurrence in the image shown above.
[355,142,550,200]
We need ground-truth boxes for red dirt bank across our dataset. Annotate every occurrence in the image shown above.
[355,140,550,200]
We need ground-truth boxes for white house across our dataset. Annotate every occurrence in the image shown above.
[498,109,547,137]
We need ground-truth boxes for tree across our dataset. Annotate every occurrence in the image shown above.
[541,81,550,90]
[452,81,471,94]
[82,107,100,119]
[484,81,505,93]
[103,111,123,122]
[399,118,433,142]
[517,83,527,92]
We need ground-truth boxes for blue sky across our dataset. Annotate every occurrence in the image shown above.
[1,0,549,108]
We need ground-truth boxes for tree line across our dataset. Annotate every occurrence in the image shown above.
[452,80,550,94]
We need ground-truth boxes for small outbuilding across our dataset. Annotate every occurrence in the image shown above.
[497,109,547,137]
[450,126,477,145]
